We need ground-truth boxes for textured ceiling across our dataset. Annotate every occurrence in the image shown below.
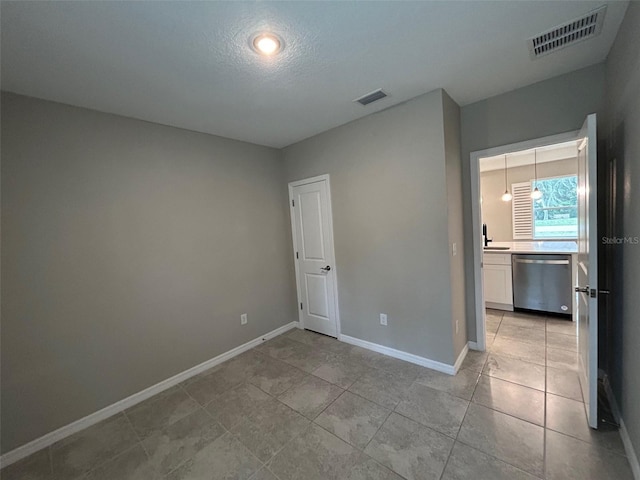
[1,1,629,148]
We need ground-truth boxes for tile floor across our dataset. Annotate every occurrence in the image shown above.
[2,310,634,480]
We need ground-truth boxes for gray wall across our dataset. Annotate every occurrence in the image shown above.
[442,92,467,358]
[480,158,578,242]
[605,1,640,462]
[0,93,297,453]
[461,64,606,341]
[284,90,457,365]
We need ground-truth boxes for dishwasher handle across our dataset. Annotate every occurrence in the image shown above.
[513,258,570,265]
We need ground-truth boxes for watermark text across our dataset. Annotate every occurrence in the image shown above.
[602,236,640,245]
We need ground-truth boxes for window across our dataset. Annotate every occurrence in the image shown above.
[532,175,578,239]
[512,175,578,240]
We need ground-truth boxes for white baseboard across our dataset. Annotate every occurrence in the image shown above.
[620,417,640,480]
[603,377,640,480]
[0,321,299,469]
[468,341,481,351]
[338,334,456,375]
[453,343,469,373]
[485,301,514,311]
[603,375,620,419]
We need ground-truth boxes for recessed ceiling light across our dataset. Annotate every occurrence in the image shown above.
[251,33,283,56]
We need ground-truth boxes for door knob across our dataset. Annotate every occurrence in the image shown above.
[320,266,331,272]
[575,285,589,293]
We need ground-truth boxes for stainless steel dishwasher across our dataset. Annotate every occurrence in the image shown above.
[512,254,572,315]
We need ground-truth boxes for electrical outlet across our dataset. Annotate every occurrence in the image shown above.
[380,313,388,326]
[455,319,459,334]
[452,242,457,256]
[241,313,248,325]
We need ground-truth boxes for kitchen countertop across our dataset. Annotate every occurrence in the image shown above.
[484,241,578,254]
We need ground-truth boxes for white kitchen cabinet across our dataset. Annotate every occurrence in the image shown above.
[483,253,513,310]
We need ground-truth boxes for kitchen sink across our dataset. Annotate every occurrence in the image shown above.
[484,246,511,250]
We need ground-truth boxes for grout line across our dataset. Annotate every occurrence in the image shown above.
[486,312,589,478]
[121,410,150,459]
[310,388,347,423]
[457,368,482,438]
[543,426,549,479]
[248,354,311,398]
[315,366,367,391]
[361,406,393,453]
[344,386,397,412]
[311,420,365,453]
[484,348,546,369]
[454,438,545,479]
[478,371,547,396]
[248,465,284,480]
[265,465,285,480]
[311,416,414,480]
[468,309,545,477]
[435,378,480,480]
[543,315,549,479]
[222,376,314,462]
[360,454,411,480]
[543,427,630,457]
[43,320,565,480]
[468,314,547,478]
[48,446,54,476]
[437,444,455,480]
[178,382,201,403]
[273,373,313,400]
[388,408,461,443]
[159,412,233,479]
[266,329,426,389]
[481,367,546,394]
[75,439,143,478]
[238,436,268,470]
[30,324,530,480]
[254,422,313,471]
[469,380,546,430]
[180,376,267,468]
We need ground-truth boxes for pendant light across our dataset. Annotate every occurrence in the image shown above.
[531,148,543,199]
[501,154,512,202]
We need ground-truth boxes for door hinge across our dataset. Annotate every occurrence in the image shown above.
[291,199,295,207]
[296,252,299,259]
[300,302,303,310]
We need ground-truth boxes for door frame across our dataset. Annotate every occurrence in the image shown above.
[469,131,579,350]
[288,174,341,336]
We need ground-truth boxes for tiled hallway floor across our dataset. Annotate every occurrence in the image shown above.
[3,310,634,480]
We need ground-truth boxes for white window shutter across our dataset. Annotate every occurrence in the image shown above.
[512,181,532,239]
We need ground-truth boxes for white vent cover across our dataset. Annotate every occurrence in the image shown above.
[354,89,388,106]
[512,182,533,240]
[528,5,607,59]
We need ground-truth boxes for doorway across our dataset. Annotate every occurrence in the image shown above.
[470,131,580,351]
[288,174,341,337]
[469,115,600,429]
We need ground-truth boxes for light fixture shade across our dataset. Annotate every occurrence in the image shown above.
[531,187,543,199]
[501,191,513,202]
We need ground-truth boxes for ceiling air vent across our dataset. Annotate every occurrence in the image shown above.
[528,5,607,59]
[354,89,388,106]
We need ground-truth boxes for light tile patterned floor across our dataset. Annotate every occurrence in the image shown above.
[2,310,634,479]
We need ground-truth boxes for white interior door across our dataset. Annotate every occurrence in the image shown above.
[576,113,598,429]
[290,177,338,337]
